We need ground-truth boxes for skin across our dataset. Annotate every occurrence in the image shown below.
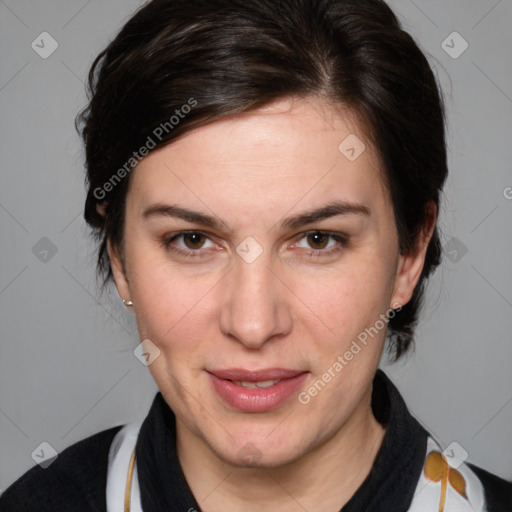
[107,97,436,511]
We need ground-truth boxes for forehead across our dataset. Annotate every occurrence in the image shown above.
[160,97,370,169]
[128,97,389,219]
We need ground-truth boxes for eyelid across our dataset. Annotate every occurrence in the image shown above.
[163,229,215,242]
[292,230,348,246]
[287,230,348,258]
[161,230,221,256]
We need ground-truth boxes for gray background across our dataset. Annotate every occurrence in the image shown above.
[0,0,511,492]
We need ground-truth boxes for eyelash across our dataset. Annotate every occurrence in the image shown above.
[161,231,214,258]
[160,230,348,259]
[294,232,348,259]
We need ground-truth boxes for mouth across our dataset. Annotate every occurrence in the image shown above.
[232,379,281,389]
[207,368,308,412]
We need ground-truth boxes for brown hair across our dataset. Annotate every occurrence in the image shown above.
[76,0,448,360]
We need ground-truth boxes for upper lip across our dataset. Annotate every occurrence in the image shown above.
[208,368,306,381]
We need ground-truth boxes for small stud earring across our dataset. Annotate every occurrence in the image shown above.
[122,299,134,307]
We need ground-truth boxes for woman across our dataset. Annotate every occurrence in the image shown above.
[1,0,510,510]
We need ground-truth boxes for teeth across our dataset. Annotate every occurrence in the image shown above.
[233,380,280,389]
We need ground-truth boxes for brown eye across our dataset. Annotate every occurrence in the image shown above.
[183,232,207,249]
[306,232,329,249]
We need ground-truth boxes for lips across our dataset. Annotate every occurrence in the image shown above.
[209,368,304,381]
[207,368,308,412]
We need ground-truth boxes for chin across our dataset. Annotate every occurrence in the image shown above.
[209,430,308,469]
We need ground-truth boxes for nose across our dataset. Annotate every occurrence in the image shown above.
[219,256,293,350]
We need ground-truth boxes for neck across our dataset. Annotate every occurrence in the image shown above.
[176,385,385,512]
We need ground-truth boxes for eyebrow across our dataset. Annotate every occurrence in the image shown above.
[141,200,370,232]
[280,201,370,230]
[142,204,229,231]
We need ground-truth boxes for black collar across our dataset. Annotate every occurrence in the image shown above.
[342,370,428,511]
[135,369,428,511]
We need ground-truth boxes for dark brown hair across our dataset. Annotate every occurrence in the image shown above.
[76,0,448,361]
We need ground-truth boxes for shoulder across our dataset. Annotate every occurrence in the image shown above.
[468,463,512,512]
[0,425,123,512]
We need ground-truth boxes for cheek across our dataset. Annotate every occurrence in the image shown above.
[127,250,219,350]
[292,261,394,337]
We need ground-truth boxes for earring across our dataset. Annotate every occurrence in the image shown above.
[122,299,134,307]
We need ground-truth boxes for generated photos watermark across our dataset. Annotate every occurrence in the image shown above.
[298,302,402,405]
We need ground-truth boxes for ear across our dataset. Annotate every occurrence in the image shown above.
[96,203,107,217]
[107,239,132,305]
[390,202,437,308]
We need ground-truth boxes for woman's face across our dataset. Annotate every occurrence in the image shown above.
[110,97,430,467]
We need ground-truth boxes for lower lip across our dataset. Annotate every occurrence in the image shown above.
[208,372,308,412]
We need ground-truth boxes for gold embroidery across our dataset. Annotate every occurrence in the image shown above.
[124,448,137,512]
[424,451,467,512]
